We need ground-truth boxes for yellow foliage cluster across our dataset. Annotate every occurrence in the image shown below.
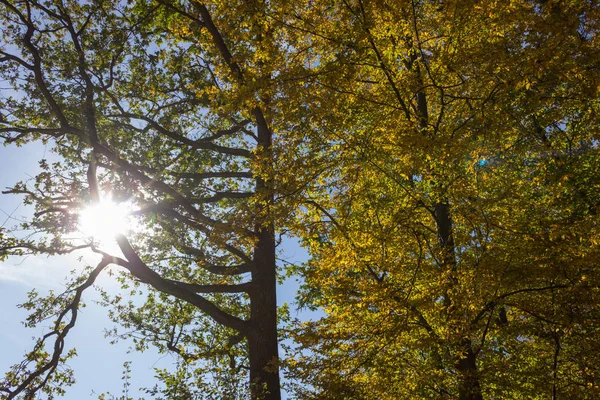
[281,0,600,398]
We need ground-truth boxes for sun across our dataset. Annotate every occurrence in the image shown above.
[78,197,132,243]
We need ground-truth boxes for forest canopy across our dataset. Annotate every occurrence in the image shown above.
[0,0,599,399]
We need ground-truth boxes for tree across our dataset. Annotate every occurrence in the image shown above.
[284,0,600,399]
[2,0,600,399]
[0,0,303,398]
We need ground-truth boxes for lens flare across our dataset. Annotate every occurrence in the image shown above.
[79,198,131,243]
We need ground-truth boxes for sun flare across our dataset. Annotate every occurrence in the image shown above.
[78,198,132,243]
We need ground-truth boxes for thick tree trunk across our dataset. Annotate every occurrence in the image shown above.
[247,108,280,399]
[457,338,484,400]
[248,224,281,400]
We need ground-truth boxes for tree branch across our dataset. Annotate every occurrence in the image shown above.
[115,112,253,157]
[115,234,249,333]
[166,280,252,293]
[3,258,108,399]
[471,284,570,325]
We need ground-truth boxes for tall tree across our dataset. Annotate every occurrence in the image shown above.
[0,0,301,398]
[284,0,600,398]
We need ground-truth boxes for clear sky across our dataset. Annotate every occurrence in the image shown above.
[0,142,312,399]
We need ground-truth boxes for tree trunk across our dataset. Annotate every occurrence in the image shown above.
[248,226,281,400]
[434,203,483,399]
[457,338,484,400]
[247,108,280,399]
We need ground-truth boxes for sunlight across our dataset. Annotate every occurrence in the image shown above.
[78,197,132,244]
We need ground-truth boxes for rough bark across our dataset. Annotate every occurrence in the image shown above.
[248,227,281,400]
[247,108,281,399]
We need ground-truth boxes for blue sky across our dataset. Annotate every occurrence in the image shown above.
[0,142,312,399]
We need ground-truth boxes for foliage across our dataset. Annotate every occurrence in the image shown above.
[1,0,600,399]
[0,0,303,398]
[282,0,600,399]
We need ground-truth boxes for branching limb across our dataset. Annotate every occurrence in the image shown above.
[471,284,570,325]
[114,234,249,333]
[113,112,253,157]
[1,257,109,399]
[0,0,73,129]
[133,202,254,263]
[1,242,91,256]
[167,280,252,294]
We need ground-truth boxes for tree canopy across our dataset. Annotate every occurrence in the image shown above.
[1,0,599,399]
[283,0,600,399]
[0,0,298,398]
